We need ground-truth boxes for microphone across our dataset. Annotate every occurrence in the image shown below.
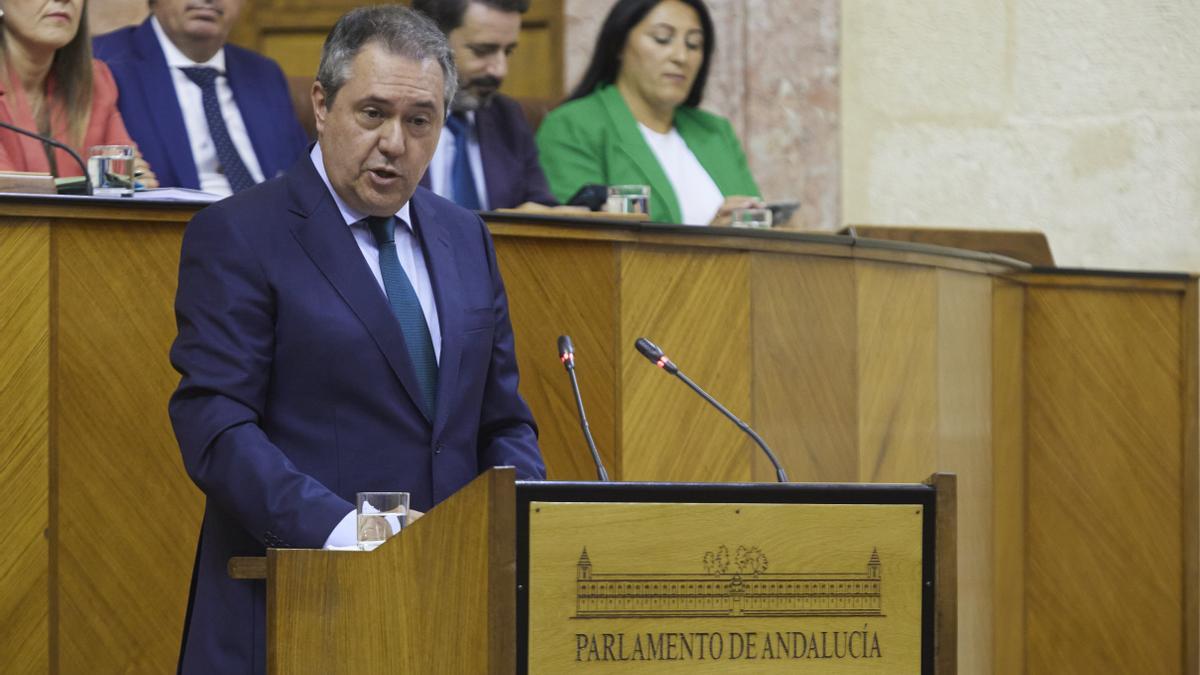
[0,120,92,195]
[634,337,788,483]
[557,335,609,481]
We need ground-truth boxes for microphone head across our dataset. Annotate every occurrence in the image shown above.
[635,337,677,373]
[557,335,575,365]
[634,337,664,362]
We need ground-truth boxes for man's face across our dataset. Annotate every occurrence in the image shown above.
[312,43,445,217]
[152,0,244,47]
[446,2,521,111]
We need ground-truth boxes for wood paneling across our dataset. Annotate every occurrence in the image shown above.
[0,222,50,674]
[1026,286,1184,674]
[4,199,1197,673]
[751,254,857,483]
[268,468,515,674]
[494,237,618,480]
[53,221,199,674]
[619,246,751,482]
[935,269,993,675]
[990,280,1025,674]
[1186,281,1199,675]
[237,0,565,101]
[856,263,939,483]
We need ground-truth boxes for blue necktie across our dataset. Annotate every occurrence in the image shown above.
[180,67,256,193]
[444,113,481,210]
[366,215,438,417]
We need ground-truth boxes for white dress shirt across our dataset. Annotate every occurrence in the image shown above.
[152,16,266,196]
[638,122,724,226]
[310,143,442,550]
[428,110,490,210]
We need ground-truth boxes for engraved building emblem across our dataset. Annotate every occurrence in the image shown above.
[575,546,883,619]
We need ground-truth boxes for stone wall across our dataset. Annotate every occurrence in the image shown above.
[842,0,1200,272]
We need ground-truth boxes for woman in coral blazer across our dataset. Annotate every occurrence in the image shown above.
[0,0,156,184]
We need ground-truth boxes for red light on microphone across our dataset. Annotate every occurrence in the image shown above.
[656,357,668,369]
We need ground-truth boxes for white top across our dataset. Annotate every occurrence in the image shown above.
[311,142,443,550]
[638,123,723,226]
[152,17,266,196]
[428,110,490,210]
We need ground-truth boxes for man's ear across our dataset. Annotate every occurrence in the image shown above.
[311,81,328,135]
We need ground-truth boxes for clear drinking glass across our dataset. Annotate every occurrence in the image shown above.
[356,491,409,551]
[730,207,773,229]
[87,145,136,197]
[604,185,650,214]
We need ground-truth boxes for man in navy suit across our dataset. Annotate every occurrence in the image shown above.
[94,0,308,195]
[168,6,544,672]
[412,0,557,209]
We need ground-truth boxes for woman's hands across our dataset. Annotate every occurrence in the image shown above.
[708,195,765,227]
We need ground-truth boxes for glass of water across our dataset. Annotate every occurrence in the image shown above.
[87,145,135,197]
[604,184,650,215]
[730,207,773,229]
[356,491,409,551]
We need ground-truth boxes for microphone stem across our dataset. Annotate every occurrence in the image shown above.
[566,363,608,481]
[673,370,788,483]
[0,119,92,195]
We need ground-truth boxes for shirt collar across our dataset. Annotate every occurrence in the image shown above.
[151,15,227,71]
[310,143,412,231]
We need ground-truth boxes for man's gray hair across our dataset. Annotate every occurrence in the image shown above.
[317,6,458,114]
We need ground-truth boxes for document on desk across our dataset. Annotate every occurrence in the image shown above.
[133,187,224,203]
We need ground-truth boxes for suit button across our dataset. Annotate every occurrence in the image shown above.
[434,443,444,455]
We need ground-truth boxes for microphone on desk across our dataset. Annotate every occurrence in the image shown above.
[0,119,92,195]
[633,337,788,483]
[557,335,609,481]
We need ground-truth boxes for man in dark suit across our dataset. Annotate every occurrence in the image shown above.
[94,0,308,195]
[412,0,557,209]
[167,6,544,672]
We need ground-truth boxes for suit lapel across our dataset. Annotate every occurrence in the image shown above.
[475,105,510,210]
[410,193,463,440]
[224,48,271,177]
[598,86,681,223]
[132,20,199,188]
[285,160,434,423]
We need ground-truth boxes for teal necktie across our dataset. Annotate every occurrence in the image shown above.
[366,215,438,417]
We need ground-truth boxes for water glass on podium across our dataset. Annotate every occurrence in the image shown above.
[730,207,773,229]
[357,491,409,551]
[87,145,135,197]
[604,185,650,215]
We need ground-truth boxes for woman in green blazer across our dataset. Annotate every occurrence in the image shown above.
[536,0,761,226]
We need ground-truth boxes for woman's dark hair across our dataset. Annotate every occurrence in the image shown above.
[567,0,715,107]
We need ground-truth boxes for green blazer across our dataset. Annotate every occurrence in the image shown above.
[536,85,760,224]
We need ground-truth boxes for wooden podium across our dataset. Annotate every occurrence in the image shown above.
[235,468,957,674]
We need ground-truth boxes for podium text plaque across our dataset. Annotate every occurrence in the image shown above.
[516,482,938,674]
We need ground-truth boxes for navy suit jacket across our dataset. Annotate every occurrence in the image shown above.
[168,154,544,674]
[93,19,309,189]
[421,93,557,208]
